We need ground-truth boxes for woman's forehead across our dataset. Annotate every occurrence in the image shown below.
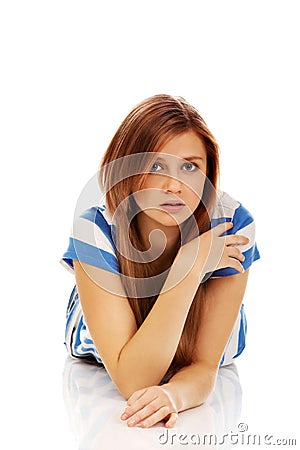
[156,131,207,160]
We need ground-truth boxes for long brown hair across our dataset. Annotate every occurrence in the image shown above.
[99,94,220,380]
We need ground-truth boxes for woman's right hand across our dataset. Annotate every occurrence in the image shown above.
[198,221,249,274]
[163,222,249,291]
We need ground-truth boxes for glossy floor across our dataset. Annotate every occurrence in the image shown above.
[63,358,242,450]
[61,347,298,450]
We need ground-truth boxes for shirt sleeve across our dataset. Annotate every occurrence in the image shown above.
[209,202,260,279]
[60,206,120,275]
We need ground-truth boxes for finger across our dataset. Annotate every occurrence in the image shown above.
[137,405,175,429]
[225,234,249,246]
[121,388,147,420]
[227,257,245,273]
[126,397,162,427]
[227,247,245,262]
[211,221,233,237]
[164,412,179,428]
[126,388,147,406]
[122,388,159,420]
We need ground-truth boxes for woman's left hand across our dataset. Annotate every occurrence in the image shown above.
[120,385,178,428]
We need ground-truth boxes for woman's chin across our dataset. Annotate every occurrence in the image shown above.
[147,210,192,228]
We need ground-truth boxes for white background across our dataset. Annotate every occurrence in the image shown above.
[1,1,299,449]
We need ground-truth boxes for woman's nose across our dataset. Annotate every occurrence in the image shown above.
[163,174,183,193]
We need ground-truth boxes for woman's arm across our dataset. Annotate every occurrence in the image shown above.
[166,269,250,409]
[74,222,248,398]
[74,254,206,398]
[192,269,249,367]
[121,269,249,428]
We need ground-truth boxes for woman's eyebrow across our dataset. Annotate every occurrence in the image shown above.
[184,156,204,161]
[156,155,204,162]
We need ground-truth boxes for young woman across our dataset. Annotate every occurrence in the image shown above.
[61,94,260,429]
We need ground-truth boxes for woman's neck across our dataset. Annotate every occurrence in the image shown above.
[136,212,180,267]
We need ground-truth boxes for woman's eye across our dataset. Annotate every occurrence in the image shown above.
[149,162,163,172]
[183,162,198,172]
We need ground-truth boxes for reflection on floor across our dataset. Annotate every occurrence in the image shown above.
[63,357,242,449]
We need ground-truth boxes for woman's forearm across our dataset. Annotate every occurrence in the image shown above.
[117,244,205,397]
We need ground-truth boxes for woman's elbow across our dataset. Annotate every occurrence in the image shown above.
[114,374,161,400]
[106,359,164,399]
[113,376,133,399]
[114,378,143,400]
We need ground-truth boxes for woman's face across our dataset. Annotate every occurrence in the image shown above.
[132,131,208,228]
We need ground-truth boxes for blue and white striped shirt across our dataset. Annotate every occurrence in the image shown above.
[61,190,260,367]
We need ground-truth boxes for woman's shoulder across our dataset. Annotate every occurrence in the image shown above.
[60,199,119,274]
[73,201,117,252]
[79,203,113,232]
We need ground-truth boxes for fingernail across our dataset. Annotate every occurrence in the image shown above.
[121,413,128,420]
[128,419,136,426]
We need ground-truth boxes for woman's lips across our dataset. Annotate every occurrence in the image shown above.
[160,202,185,213]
